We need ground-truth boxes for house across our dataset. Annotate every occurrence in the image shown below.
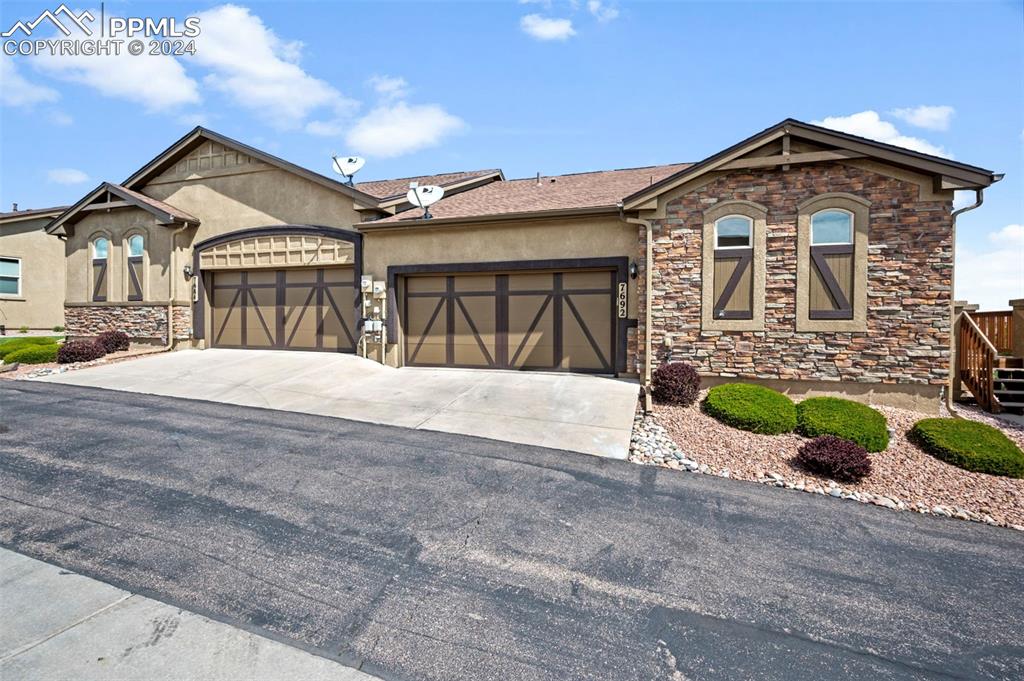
[0,205,67,334]
[42,119,1001,411]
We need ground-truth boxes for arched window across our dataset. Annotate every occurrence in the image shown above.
[127,234,144,300]
[811,209,853,246]
[714,215,753,249]
[702,204,766,329]
[128,234,144,257]
[91,237,109,302]
[796,194,870,331]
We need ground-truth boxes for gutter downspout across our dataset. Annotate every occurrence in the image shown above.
[948,189,985,415]
[620,203,654,413]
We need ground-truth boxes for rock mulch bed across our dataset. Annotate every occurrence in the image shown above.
[630,393,1024,531]
[0,347,160,381]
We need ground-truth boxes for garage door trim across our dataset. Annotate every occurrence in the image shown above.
[193,225,362,342]
[388,257,630,374]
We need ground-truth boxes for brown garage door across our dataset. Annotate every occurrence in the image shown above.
[211,267,357,352]
[404,269,615,373]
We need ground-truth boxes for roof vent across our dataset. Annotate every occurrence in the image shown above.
[11,203,17,211]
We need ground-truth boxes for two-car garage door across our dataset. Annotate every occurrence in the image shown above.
[403,269,616,373]
[210,267,357,351]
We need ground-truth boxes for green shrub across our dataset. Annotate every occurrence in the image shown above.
[0,337,58,361]
[18,326,28,334]
[4,344,58,365]
[703,383,797,434]
[52,325,65,333]
[910,418,1024,478]
[796,397,889,452]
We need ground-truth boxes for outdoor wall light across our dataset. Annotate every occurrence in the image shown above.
[182,264,194,280]
[629,261,638,279]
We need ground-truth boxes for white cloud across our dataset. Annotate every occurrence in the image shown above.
[953,191,978,211]
[47,168,89,185]
[48,110,73,126]
[890,105,955,131]
[190,4,355,129]
[520,14,576,41]
[587,1,619,23]
[368,75,409,102]
[812,111,950,158]
[0,57,59,107]
[956,225,1024,309]
[346,102,464,158]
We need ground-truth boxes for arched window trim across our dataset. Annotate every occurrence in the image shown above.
[810,208,854,246]
[124,229,147,302]
[88,231,111,303]
[713,215,753,250]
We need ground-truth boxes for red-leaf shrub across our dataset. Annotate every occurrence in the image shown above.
[652,362,701,406]
[97,330,130,353]
[57,339,106,364]
[796,435,872,483]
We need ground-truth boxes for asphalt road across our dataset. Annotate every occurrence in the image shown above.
[1,381,1022,681]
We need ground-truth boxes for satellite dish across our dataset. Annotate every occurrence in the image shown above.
[331,155,365,186]
[406,183,444,219]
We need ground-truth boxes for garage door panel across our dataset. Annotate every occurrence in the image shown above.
[508,294,554,369]
[406,295,446,365]
[284,286,317,349]
[453,296,496,367]
[212,287,242,346]
[562,293,612,371]
[563,270,613,290]
[245,288,276,348]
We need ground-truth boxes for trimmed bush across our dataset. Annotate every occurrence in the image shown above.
[910,418,1024,478]
[796,397,889,452]
[652,362,701,406]
[796,435,873,482]
[57,339,106,364]
[97,330,130,353]
[0,337,58,361]
[4,344,58,365]
[52,325,65,333]
[18,326,28,334]
[702,383,797,434]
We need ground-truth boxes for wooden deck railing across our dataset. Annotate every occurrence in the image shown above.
[972,310,1014,354]
[958,312,999,412]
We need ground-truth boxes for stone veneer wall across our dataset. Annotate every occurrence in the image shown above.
[637,162,953,389]
[65,304,192,344]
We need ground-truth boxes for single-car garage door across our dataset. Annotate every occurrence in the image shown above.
[211,267,357,352]
[403,269,616,373]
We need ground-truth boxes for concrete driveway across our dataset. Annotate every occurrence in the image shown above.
[35,349,638,458]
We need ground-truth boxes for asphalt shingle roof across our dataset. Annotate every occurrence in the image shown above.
[371,163,692,223]
[356,169,501,201]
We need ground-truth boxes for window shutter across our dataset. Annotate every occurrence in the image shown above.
[713,248,753,320]
[809,245,853,319]
[127,256,143,301]
[92,259,107,302]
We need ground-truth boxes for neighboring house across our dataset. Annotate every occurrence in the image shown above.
[0,206,68,333]
[43,119,1001,410]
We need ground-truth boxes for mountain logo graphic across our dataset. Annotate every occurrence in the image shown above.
[2,4,95,38]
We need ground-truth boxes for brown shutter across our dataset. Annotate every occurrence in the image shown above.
[809,245,854,319]
[127,256,143,301]
[712,249,753,320]
[92,259,107,302]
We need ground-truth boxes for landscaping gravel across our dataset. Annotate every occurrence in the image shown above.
[630,391,1024,530]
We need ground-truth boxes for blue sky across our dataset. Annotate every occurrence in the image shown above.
[1,0,1021,307]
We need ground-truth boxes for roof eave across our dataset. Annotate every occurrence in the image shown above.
[358,205,620,232]
[120,126,381,206]
[622,118,1001,210]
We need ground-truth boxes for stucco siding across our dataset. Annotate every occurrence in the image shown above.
[0,217,66,330]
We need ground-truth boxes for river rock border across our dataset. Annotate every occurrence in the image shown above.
[628,406,1021,531]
